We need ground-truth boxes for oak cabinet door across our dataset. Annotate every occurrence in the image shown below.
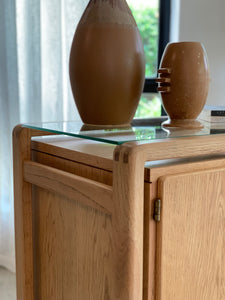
[156,168,225,300]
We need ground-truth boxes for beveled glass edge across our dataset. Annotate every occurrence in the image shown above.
[22,124,124,145]
[21,117,225,146]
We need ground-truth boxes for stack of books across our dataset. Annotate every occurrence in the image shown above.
[198,105,225,132]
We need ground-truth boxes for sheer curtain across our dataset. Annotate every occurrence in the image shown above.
[0,0,88,272]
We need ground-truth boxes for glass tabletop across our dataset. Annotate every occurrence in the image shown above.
[23,118,225,145]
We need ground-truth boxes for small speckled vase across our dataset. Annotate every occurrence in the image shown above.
[156,42,210,129]
[69,0,145,126]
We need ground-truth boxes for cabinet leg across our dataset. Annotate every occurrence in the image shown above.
[13,126,34,300]
[112,145,145,300]
[13,126,54,300]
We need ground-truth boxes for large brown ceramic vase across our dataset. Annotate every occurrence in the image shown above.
[157,42,210,128]
[69,0,145,126]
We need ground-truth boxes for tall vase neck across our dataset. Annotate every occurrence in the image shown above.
[88,0,128,10]
[79,0,137,26]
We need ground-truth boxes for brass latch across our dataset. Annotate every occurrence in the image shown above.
[153,199,161,222]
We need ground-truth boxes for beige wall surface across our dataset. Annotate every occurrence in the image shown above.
[173,0,225,106]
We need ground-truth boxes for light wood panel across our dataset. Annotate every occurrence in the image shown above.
[33,186,113,300]
[157,168,225,300]
[145,156,225,300]
[32,135,225,184]
[112,147,145,300]
[114,134,225,165]
[32,146,155,299]
[13,125,55,300]
[111,134,225,300]
[143,182,157,300]
[24,161,113,214]
[31,136,115,171]
[32,149,113,185]
[13,126,34,300]
[113,134,225,299]
[149,154,225,181]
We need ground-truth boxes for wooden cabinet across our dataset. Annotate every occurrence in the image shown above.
[13,126,225,300]
[157,169,225,299]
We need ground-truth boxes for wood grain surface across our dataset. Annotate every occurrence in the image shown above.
[14,127,225,300]
[13,126,54,300]
[31,136,115,171]
[112,147,145,300]
[157,168,225,299]
[24,161,113,215]
[33,187,113,300]
[13,126,34,300]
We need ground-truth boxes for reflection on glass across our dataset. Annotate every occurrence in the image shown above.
[23,118,224,146]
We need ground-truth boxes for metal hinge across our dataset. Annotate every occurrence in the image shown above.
[153,199,161,222]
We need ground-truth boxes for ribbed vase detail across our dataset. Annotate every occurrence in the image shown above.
[157,42,210,129]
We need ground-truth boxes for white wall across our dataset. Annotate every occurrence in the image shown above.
[171,0,225,106]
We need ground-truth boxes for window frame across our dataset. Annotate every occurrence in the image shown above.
[142,0,171,115]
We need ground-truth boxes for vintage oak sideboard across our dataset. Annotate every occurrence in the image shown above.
[13,120,225,300]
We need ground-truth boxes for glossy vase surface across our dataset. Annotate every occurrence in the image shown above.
[157,42,210,128]
[69,0,145,126]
